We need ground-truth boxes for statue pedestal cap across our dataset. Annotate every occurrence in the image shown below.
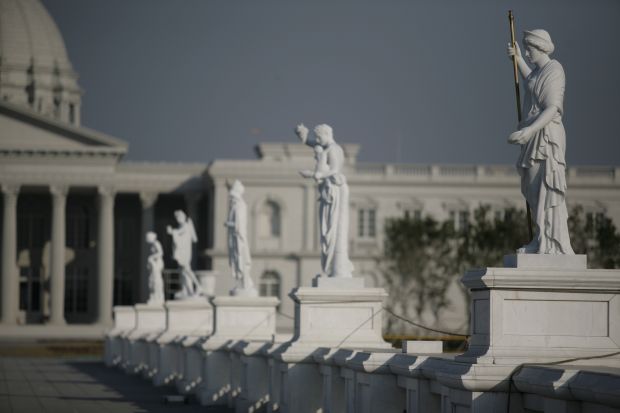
[458,254,620,366]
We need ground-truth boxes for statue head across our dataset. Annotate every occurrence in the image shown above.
[314,124,334,146]
[523,29,554,56]
[229,179,245,198]
[174,209,187,224]
[146,231,157,243]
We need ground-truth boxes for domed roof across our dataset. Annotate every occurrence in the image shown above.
[0,0,73,70]
[0,0,82,125]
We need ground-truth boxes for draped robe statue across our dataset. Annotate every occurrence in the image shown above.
[167,210,203,298]
[296,123,354,277]
[508,29,574,254]
[145,231,165,305]
[226,180,256,295]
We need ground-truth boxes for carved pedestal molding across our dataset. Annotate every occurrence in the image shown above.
[49,185,69,325]
[1,184,20,324]
[97,186,116,325]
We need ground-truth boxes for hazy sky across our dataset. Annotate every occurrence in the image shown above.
[42,0,620,165]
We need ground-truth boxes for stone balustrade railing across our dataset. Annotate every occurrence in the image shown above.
[105,255,620,413]
[352,163,620,184]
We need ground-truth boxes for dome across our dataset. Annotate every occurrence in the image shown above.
[0,0,82,125]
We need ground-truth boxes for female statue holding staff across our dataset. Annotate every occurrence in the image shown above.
[507,29,574,254]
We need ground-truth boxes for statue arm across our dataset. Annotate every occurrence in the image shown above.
[508,105,559,145]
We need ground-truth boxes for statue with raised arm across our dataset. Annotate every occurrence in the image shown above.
[145,231,165,305]
[225,180,257,296]
[296,123,354,277]
[507,29,574,255]
[167,210,203,298]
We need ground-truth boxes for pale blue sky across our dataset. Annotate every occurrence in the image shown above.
[42,0,620,165]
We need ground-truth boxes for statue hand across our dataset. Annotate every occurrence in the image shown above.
[166,225,172,234]
[507,41,521,59]
[508,126,534,145]
[295,124,309,143]
[313,171,324,181]
[299,169,313,179]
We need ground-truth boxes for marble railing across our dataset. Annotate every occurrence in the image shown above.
[106,308,620,413]
[352,163,620,183]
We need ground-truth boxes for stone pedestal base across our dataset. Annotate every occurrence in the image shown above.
[272,281,390,413]
[458,254,620,366]
[195,295,280,405]
[122,303,166,374]
[150,299,213,386]
[104,306,135,367]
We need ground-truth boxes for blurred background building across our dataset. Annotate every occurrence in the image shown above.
[1,0,619,338]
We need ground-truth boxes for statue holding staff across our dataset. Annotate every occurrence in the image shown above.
[296,123,354,277]
[507,27,574,254]
[145,231,165,305]
[167,209,203,298]
[225,180,257,295]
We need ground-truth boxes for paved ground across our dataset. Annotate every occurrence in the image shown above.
[0,357,233,413]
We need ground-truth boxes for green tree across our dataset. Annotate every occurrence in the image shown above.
[381,205,620,337]
[381,216,456,334]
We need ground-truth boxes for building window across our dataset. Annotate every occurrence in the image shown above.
[19,266,41,312]
[586,211,605,235]
[258,200,281,238]
[449,210,470,232]
[65,265,89,314]
[259,271,281,299]
[69,103,76,124]
[67,205,90,249]
[404,209,422,220]
[358,208,377,238]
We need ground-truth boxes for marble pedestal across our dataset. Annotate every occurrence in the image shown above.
[272,278,390,413]
[150,299,213,386]
[195,295,280,405]
[104,306,135,367]
[122,303,166,374]
[458,254,620,366]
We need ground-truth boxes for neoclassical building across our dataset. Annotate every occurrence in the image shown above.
[1,0,619,338]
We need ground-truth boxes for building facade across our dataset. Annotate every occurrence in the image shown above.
[1,0,619,338]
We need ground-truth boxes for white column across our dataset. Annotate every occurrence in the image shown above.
[139,192,158,302]
[49,185,68,325]
[1,184,20,324]
[96,186,115,325]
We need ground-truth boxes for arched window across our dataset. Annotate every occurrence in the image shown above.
[258,200,281,238]
[259,271,281,299]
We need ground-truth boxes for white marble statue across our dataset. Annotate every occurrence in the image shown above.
[225,180,257,296]
[145,231,165,305]
[167,210,203,298]
[507,29,574,255]
[296,123,354,277]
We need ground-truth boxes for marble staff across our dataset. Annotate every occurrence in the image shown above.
[507,29,575,254]
[508,10,533,240]
[296,123,354,277]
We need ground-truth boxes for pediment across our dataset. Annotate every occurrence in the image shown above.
[0,101,127,156]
